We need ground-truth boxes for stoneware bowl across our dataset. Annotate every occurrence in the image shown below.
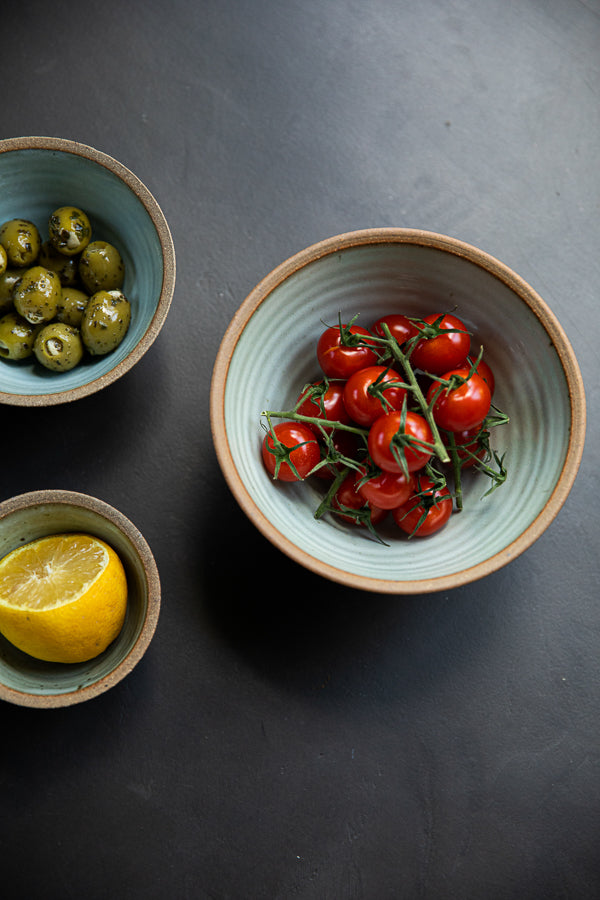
[0,490,161,707]
[0,136,176,406]
[210,228,586,594]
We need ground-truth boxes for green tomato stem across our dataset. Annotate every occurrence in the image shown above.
[445,430,464,512]
[261,409,368,438]
[378,324,450,464]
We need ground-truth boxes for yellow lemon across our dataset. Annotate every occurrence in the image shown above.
[0,533,127,664]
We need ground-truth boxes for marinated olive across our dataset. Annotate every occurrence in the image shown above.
[56,286,90,328]
[0,219,41,267]
[0,268,22,315]
[0,243,6,277]
[78,240,125,293]
[34,322,84,371]
[38,240,80,286]
[48,206,92,257]
[13,265,62,324]
[0,311,39,360]
[81,290,131,356]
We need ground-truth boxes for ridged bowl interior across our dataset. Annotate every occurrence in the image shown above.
[0,136,175,406]
[0,490,161,707]
[211,229,586,594]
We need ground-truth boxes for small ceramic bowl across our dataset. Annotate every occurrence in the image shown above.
[210,228,586,594]
[0,490,161,707]
[0,136,176,406]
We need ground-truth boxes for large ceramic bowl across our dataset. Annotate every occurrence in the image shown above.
[0,490,161,708]
[0,136,175,406]
[210,228,586,594]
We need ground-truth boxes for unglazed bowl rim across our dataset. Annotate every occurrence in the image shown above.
[0,489,161,707]
[210,227,586,594]
[0,136,176,407]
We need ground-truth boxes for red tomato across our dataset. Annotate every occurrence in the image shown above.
[392,476,453,537]
[296,380,351,434]
[313,429,365,481]
[367,410,433,474]
[316,323,378,378]
[357,467,414,510]
[261,421,321,481]
[343,365,407,427]
[468,356,496,397]
[371,314,418,346]
[410,313,471,375]
[426,368,491,432]
[331,472,388,526]
[443,425,486,468]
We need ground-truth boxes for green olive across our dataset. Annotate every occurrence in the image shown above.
[0,268,22,316]
[0,219,41,267]
[13,265,62,324]
[78,240,125,293]
[0,243,7,277]
[34,322,84,372]
[0,311,39,361]
[38,240,81,287]
[56,286,90,328]
[81,289,131,356]
[48,206,92,257]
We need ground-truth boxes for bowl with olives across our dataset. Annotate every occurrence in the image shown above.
[0,136,176,406]
[0,489,161,708]
[210,227,586,594]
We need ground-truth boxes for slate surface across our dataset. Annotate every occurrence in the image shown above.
[0,2,598,898]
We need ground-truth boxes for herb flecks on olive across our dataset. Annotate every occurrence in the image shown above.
[13,265,62,325]
[39,240,81,287]
[0,311,39,360]
[56,287,90,328]
[82,290,131,356]
[0,218,41,268]
[34,322,84,372]
[0,205,130,377]
[0,269,22,316]
[48,207,92,257]
[79,240,125,293]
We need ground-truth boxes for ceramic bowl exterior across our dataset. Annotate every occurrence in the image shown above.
[211,228,586,594]
[0,136,175,406]
[0,490,161,707]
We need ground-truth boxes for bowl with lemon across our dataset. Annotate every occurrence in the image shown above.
[0,489,160,708]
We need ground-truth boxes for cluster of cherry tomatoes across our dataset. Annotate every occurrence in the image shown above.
[261,312,506,539]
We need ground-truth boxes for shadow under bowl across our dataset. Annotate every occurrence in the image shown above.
[0,490,161,708]
[210,228,586,594]
[0,135,176,406]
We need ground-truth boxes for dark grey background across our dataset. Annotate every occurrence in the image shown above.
[1,1,599,898]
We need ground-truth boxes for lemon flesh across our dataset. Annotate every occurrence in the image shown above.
[0,533,127,664]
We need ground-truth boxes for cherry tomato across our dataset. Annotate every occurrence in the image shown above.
[410,313,471,375]
[357,467,414,510]
[468,356,496,397]
[372,314,418,346]
[316,323,378,378]
[331,472,388,526]
[392,476,452,537]
[426,367,491,432]
[261,421,321,481]
[368,410,433,474]
[443,425,486,468]
[343,365,407,427]
[313,429,366,481]
[296,379,351,434]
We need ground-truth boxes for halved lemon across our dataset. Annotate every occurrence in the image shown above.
[0,533,127,664]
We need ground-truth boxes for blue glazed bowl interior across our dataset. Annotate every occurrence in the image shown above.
[0,138,174,403]
[212,229,586,593]
[0,490,161,707]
